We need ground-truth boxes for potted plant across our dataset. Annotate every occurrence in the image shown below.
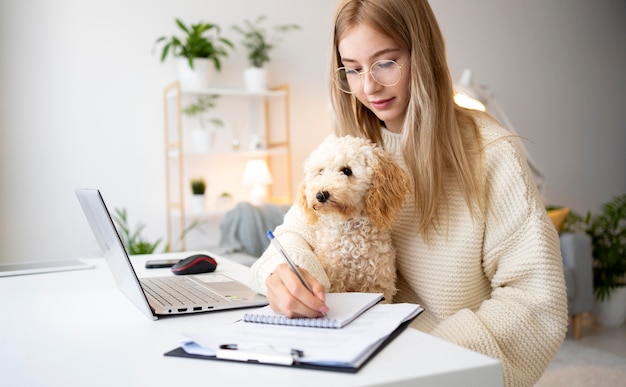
[190,177,207,213]
[112,207,204,253]
[585,194,626,327]
[155,18,234,88]
[112,208,163,255]
[231,15,300,91]
[183,94,224,152]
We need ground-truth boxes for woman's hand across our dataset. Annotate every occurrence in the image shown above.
[265,263,329,318]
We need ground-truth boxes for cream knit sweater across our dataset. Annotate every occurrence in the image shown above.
[249,119,568,387]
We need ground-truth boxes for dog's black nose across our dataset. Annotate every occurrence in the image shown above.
[316,191,330,203]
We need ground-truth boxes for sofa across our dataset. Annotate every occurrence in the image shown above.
[560,232,594,339]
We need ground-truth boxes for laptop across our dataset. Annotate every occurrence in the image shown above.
[75,188,268,321]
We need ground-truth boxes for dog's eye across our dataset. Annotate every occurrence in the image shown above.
[340,167,352,176]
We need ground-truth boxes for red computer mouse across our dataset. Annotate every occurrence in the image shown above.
[171,254,217,275]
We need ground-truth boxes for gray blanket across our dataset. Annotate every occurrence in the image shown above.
[219,202,286,258]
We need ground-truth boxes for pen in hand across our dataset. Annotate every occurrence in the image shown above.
[266,230,327,317]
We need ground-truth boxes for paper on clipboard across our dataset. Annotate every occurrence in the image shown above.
[180,302,423,368]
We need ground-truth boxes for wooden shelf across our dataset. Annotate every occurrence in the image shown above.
[163,81,292,250]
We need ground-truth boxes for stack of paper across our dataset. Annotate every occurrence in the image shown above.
[168,293,423,371]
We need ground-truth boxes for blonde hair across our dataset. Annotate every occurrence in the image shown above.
[330,0,486,237]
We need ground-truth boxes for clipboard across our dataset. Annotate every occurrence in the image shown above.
[164,317,415,373]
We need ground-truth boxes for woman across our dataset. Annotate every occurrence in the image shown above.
[249,0,568,385]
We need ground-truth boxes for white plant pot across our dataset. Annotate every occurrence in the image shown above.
[594,286,626,327]
[243,67,267,92]
[177,57,214,89]
[191,128,214,153]
[190,194,205,214]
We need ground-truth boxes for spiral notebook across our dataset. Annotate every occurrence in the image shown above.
[242,292,384,328]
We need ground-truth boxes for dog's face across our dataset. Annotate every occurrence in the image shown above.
[302,135,376,219]
[298,135,409,228]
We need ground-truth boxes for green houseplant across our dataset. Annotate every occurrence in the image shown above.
[231,15,300,91]
[155,18,234,88]
[112,208,162,255]
[231,15,301,68]
[112,208,204,254]
[586,194,626,302]
[190,177,207,195]
[190,177,207,213]
[183,95,224,152]
[182,95,224,129]
[564,194,626,327]
[155,18,233,70]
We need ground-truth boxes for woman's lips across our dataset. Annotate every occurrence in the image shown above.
[370,97,394,110]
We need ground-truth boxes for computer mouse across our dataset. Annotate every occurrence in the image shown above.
[171,254,217,275]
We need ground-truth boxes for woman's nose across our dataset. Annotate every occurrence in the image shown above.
[362,72,382,94]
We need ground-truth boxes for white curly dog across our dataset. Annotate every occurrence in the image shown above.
[298,135,409,302]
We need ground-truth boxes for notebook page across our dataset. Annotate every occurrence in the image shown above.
[242,292,384,328]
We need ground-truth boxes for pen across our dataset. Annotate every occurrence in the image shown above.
[266,231,327,316]
[266,230,314,293]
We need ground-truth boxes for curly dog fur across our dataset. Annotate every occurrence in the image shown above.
[297,135,409,302]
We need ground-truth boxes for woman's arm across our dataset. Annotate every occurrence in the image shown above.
[248,204,331,317]
[430,129,568,386]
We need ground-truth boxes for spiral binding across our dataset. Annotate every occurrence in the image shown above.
[243,313,340,328]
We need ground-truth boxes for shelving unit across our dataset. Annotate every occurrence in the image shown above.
[163,81,292,250]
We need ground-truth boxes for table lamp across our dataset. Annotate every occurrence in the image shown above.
[454,69,546,198]
[242,159,273,206]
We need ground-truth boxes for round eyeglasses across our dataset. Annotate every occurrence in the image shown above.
[334,59,406,94]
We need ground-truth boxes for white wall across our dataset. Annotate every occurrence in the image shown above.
[1,0,624,263]
[431,0,626,213]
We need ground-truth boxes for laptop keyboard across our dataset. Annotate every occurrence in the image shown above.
[140,277,224,307]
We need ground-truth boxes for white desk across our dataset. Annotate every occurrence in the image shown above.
[0,252,503,387]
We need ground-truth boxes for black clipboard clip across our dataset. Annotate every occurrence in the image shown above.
[217,344,304,366]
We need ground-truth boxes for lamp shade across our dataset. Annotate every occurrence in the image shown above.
[454,70,487,111]
[242,159,273,206]
[242,159,273,186]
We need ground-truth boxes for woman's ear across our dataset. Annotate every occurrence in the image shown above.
[297,181,319,224]
[365,149,409,229]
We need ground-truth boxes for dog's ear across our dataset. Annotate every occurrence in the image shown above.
[297,181,319,224]
[365,149,410,229]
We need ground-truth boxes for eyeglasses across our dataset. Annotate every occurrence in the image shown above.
[334,60,406,94]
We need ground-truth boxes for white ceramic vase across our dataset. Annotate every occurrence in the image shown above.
[243,67,267,92]
[190,128,214,153]
[594,286,626,327]
[190,194,205,214]
[177,57,214,89]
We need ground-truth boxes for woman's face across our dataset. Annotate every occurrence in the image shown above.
[337,23,410,133]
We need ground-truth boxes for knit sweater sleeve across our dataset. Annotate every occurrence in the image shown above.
[428,126,569,386]
[248,204,331,294]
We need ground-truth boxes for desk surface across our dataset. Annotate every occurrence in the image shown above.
[0,252,502,387]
